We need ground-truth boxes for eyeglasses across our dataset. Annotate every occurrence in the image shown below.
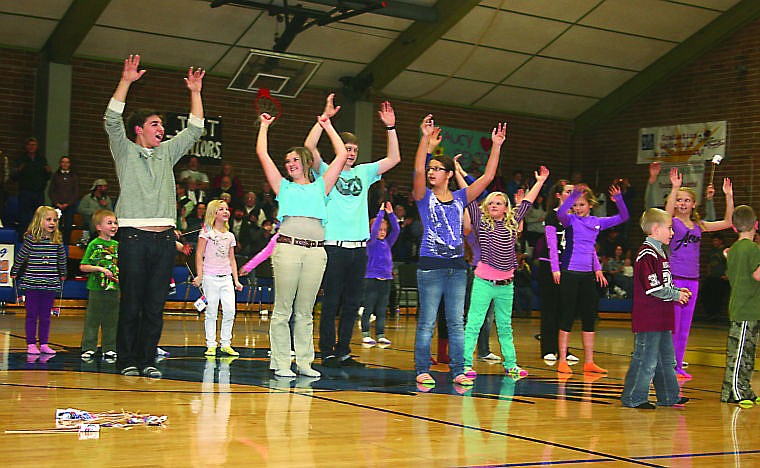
[426,166,448,172]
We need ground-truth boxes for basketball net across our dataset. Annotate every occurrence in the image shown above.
[253,88,283,128]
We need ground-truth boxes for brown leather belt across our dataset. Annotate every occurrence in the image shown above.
[277,234,324,248]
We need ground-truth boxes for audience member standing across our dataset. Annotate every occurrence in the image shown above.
[48,156,80,244]
[78,179,114,231]
[13,137,51,232]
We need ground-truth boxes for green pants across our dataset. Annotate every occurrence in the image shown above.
[81,289,120,353]
[464,277,516,369]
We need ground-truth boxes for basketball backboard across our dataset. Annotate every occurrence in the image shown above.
[227,48,322,98]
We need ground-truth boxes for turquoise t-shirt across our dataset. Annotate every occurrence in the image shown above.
[316,160,380,241]
[276,177,327,223]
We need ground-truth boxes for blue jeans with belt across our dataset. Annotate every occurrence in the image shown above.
[414,268,467,377]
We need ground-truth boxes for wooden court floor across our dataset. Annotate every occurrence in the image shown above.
[0,308,758,467]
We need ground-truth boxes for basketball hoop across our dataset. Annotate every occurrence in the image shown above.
[253,88,283,128]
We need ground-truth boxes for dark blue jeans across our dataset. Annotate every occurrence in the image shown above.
[621,330,681,407]
[361,278,390,337]
[319,246,367,358]
[116,228,175,370]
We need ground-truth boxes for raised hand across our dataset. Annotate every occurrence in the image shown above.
[428,126,442,153]
[420,114,434,136]
[534,165,549,183]
[383,201,393,213]
[259,113,276,127]
[378,101,395,127]
[706,183,715,200]
[317,114,333,130]
[322,93,341,119]
[491,122,508,146]
[723,177,733,197]
[514,188,525,205]
[669,167,682,189]
[184,66,205,93]
[609,184,622,201]
[122,55,146,83]
[649,161,662,177]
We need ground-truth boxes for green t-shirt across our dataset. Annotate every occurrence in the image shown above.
[727,238,760,321]
[81,237,119,291]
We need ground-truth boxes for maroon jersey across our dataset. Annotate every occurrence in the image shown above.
[632,240,675,332]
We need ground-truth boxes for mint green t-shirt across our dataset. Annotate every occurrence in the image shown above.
[727,238,760,321]
[316,161,380,241]
[81,237,119,291]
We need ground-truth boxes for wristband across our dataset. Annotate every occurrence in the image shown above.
[386,125,396,131]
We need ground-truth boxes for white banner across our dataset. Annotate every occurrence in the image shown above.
[648,163,706,207]
[638,121,726,164]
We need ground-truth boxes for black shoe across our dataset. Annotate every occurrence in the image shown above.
[634,402,656,409]
[675,397,690,405]
[339,356,365,368]
[322,356,340,368]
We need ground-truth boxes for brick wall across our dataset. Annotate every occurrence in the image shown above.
[0,49,38,172]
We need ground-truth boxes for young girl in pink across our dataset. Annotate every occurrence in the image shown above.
[194,199,244,357]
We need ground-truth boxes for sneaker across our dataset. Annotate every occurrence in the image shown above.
[339,356,365,368]
[103,351,117,360]
[220,346,240,356]
[737,399,755,408]
[453,374,474,386]
[322,356,340,368]
[142,366,162,378]
[121,366,140,377]
[274,368,296,378]
[506,366,529,378]
[416,382,435,393]
[557,361,572,374]
[464,366,478,379]
[156,347,171,357]
[27,344,40,354]
[479,352,502,362]
[634,402,656,409]
[583,362,607,374]
[543,353,557,361]
[416,373,435,385]
[676,369,692,379]
[296,366,321,378]
[81,350,96,360]
[362,336,377,346]
[204,346,217,357]
[567,353,579,362]
[39,344,56,355]
[377,337,392,346]
[682,361,689,368]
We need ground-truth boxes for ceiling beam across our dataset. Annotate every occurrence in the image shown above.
[574,0,760,133]
[306,0,437,22]
[350,0,480,94]
[43,0,111,63]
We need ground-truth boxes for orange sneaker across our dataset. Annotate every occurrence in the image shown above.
[583,362,607,374]
[557,360,572,374]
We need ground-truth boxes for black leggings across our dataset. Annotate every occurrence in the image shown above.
[558,270,598,332]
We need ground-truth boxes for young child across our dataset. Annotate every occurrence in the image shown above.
[193,200,244,357]
[11,206,67,355]
[361,202,400,346]
[79,209,120,361]
[463,167,548,380]
[721,205,760,407]
[556,183,629,374]
[621,208,691,409]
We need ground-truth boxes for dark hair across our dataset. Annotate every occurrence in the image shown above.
[126,109,164,141]
[430,155,455,172]
[546,179,570,210]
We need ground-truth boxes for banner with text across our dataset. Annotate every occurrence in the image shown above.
[165,113,223,163]
[637,121,726,165]
[432,125,493,174]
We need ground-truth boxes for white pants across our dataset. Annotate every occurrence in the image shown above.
[202,274,236,347]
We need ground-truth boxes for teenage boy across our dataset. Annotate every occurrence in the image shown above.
[621,208,691,409]
[305,94,400,367]
[105,54,205,378]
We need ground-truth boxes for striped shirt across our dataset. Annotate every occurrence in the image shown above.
[467,199,531,273]
[11,234,67,292]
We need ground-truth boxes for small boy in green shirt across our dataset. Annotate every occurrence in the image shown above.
[721,205,760,407]
[80,209,119,362]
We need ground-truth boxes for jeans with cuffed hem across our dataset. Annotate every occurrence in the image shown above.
[621,330,680,407]
[414,268,466,377]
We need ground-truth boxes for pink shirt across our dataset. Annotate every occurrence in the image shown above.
[199,228,236,275]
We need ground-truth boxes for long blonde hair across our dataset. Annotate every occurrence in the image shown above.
[204,200,230,233]
[26,206,62,243]
[676,187,705,228]
[479,192,519,234]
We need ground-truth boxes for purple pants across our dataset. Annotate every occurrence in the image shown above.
[672,277,699,371]
[25,289,56,345]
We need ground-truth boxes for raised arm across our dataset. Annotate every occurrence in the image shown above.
[377,101,400,174]
[523,166,549,204]
[412,115,435,201]
[557,186,582,226]
[184,66,205,120]
[599,185,630,230]
[465,123,506,203]
[385,202,400,245]
[111,55,146,103]
[256,113,283,194]
[453,155,469,190]
[702,178,734,232]
[644,161,663,209]
[304,93,341,170]
[664,166,681,216]
[318,116,349,195]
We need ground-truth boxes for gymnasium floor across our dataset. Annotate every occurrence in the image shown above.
[0,309,757,467]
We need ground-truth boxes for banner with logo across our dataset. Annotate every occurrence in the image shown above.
[165,113,223,162]
[637,121,726,165]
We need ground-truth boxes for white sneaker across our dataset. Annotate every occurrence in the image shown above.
[156,347,170,356]
[377,337,391,346]
[274,368,296,378]
[682,361,689,368]
[297,366,321,378]
[479,352,502,362]
[543,353,557,361]
[362,336,377,346]
[567,353,579,362]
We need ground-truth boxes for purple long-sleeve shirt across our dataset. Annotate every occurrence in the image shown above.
[365,209,400,280]
[557,189,629,272]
